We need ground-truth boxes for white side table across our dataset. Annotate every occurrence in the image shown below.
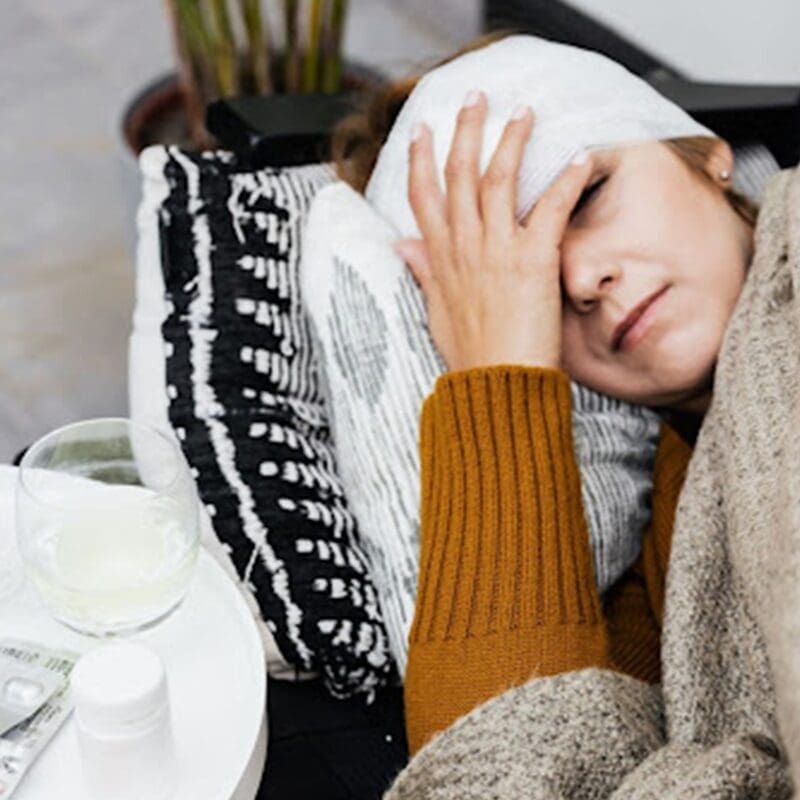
[0,465,267,800]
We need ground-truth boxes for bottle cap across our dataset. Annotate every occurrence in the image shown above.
[71,642,168,736]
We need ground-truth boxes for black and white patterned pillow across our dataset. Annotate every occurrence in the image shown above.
[156,147,396,700]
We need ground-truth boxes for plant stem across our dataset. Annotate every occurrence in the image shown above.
[302,0,323,93]
[167,0,214,147]
[175,0,213,75]
[320,0,346,93]
[208,0,240,96]
[284,0,300,93]
[239,0,272,93]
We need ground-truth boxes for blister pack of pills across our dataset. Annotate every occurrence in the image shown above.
[0,653,64,737]
[0,639,78,798]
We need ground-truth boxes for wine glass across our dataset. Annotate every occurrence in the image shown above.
[15,418,200,637]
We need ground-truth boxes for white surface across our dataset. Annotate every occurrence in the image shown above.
[0,465,267,800]
[568,0,800,83]
[393,0,481,45]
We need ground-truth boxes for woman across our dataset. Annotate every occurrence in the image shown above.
[332,33,761,759]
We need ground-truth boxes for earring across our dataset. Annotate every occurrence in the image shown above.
[719,168,731,181]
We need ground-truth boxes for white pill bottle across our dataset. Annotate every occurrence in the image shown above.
[71,642,178,800]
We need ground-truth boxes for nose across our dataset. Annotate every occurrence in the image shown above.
[560,243,621,312]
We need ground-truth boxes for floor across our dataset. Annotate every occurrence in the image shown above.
[0,0,469,463]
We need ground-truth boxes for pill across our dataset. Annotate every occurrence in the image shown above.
[3,677,44,708]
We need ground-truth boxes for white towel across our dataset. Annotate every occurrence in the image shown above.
[366,33,716,234]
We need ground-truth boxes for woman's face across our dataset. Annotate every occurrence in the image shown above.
[549,139,753,411]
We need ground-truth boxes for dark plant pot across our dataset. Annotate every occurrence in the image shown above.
[122,73,195,156]
[121,63,384,164]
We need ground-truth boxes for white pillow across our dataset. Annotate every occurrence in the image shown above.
[300,181,661,679]
[129,145,316,682]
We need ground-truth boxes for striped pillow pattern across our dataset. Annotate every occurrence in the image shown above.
[157,147,396,700]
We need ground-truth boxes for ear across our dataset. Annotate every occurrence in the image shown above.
[705,138,735,187]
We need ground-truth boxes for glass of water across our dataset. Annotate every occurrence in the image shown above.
[15,418,200,637]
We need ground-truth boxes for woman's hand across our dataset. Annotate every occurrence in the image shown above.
[394,90,595,373]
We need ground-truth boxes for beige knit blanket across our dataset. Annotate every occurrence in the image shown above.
[384,162,800,799]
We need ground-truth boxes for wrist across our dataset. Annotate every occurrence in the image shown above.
[442,363,567,386]
[451,355,562,372]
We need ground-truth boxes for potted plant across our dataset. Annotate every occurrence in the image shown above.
[120,1,382,165]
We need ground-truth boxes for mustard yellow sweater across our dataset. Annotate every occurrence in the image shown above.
[404,365,692,755]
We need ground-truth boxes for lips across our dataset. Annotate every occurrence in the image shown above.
[612,286,669,352]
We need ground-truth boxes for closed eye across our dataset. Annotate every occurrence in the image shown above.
[570,175,608,219]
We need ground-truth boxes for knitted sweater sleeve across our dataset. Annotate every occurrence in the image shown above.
[404,365,689,756]
[405,364,611,755]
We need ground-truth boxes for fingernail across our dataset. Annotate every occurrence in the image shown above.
[511,104,531,121]
[571,149,589,165]
[410,122,425,143]
[462,89,482,108]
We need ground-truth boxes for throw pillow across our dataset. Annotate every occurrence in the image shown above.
[146,145,395,700]
[130,145,302,681]
[300,180,662,679]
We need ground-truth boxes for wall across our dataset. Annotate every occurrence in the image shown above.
[393,0,483,49]
[568,0,800,83]
[392,0,800,83]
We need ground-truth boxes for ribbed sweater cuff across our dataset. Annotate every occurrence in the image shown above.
[404,624,611,754]
[411,364,605,646]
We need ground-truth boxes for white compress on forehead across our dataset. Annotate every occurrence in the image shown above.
[365,34,716,237]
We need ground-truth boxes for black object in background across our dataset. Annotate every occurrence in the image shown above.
[206,92,361,168]
[206,61,383,168]
[258,679,408,800]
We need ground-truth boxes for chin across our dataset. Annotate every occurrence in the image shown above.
[583,354,717,409]
[635,314,716,387]
[639,348,717,408]
[566,326,721,407]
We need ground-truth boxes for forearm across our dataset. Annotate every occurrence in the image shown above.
[405,365,611,755]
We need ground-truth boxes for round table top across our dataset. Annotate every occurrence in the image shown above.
[0,465,267,800]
